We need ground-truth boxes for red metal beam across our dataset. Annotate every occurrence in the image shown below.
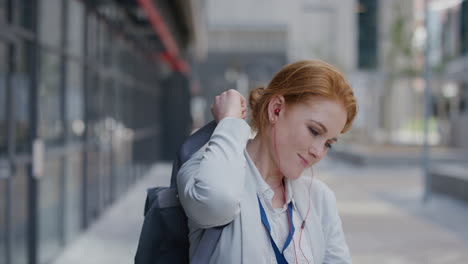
[137,0,179,57]
[159,51,189,74]
[137,0,190,74]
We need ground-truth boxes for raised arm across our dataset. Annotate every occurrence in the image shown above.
[177,117,250,228]
[177,89,249,228]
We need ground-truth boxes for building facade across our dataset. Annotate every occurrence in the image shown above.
[0,0,204,263]
[350,0,468,148]
[428,0,468,148]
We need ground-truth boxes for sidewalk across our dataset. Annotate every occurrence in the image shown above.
[52,158,468,264]
[330,143,468,205]
[52,163,172,264]
[330,143,468,166]
[315,158,468,264]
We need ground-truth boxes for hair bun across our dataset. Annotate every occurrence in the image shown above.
[248,86,266,113]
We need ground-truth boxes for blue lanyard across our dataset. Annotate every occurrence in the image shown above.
[257,196,295,264]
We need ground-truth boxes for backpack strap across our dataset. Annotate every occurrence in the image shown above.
[170,120,217,188]
[143,187,158,216]
[156,188,180,208]
[191,227,223,264]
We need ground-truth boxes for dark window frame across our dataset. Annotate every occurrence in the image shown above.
[358,0,379,69]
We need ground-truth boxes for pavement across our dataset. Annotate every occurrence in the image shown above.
[314,159,468,264]
[52,158,468,264]
[329,144,468,166]
[51,163,173,264]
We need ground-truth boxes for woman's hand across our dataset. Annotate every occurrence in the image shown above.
[211,89,247,123]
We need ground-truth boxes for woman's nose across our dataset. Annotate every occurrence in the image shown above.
[308,142,325,160]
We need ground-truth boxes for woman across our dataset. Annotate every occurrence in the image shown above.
[177,60,357,263]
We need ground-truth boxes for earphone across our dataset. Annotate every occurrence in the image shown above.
[274,108,280,116]
[273,107,313,264]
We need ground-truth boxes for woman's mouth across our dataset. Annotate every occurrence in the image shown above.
[298,154,309,167]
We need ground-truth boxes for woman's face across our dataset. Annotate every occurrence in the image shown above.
[270,96,347,179]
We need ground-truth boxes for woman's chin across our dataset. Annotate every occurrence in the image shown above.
[285,171,303,180]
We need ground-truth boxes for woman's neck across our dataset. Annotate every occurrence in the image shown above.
[246,135,284,190]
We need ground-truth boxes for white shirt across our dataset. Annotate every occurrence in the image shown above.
[248,149,315,264]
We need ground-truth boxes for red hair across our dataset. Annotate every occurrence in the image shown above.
[248,60,357,136]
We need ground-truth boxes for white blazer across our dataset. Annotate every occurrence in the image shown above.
[177,117,352,264]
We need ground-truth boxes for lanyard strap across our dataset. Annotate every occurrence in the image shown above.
[257,197,295,264]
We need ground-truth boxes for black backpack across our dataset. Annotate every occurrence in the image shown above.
[134,121,225,264]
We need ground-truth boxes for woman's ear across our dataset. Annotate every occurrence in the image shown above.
[268,95,285,121]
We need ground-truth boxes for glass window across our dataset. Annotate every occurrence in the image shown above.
[461,83,467,114]
[11,164,28,264]
[11,0,28,27]
[38,0,62,47]
[0,42,8,156]
[86,70,101,131]
[18,0,36,30]
[86,14,99,63]
[100,145,111,206]
[0,0,6,23]
[84,148,99,222]
[0,181,5,264]
[0,40,30,154]
[113,83,128,194]
[13,41,31,153]
[108,34,118,66]
[65,151,83,242]
[12,71,30,153]
[66,59,84,141]
[461,1,468,54]
[67,0,84,57]
[94,76,107,139]
[358,0,378,69]
[121,84,133,130]
[38,157,62,264]
[103,79,114,119]
[100,23,111,67]
[38,50,63,142]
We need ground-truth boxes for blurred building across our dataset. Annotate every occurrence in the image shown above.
[348,0,468,149]
[196,0,468,147]
[0,0,205,263]
[346,0,422,145]
[196,0,287,124]
[199,0,417,146]
[196,0,356,125]
[425,0,468,203]
[426,0,468,148]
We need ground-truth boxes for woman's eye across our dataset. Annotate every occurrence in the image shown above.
[308,127,319,136]
[325,142,332,149]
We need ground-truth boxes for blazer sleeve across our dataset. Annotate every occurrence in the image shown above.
[322,185,353,264]
[177,117,251,228]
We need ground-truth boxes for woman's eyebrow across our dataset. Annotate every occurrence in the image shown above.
[310,119,328,133]
[309,120,338,142]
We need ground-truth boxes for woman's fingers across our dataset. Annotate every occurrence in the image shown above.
[211,89,247,122]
